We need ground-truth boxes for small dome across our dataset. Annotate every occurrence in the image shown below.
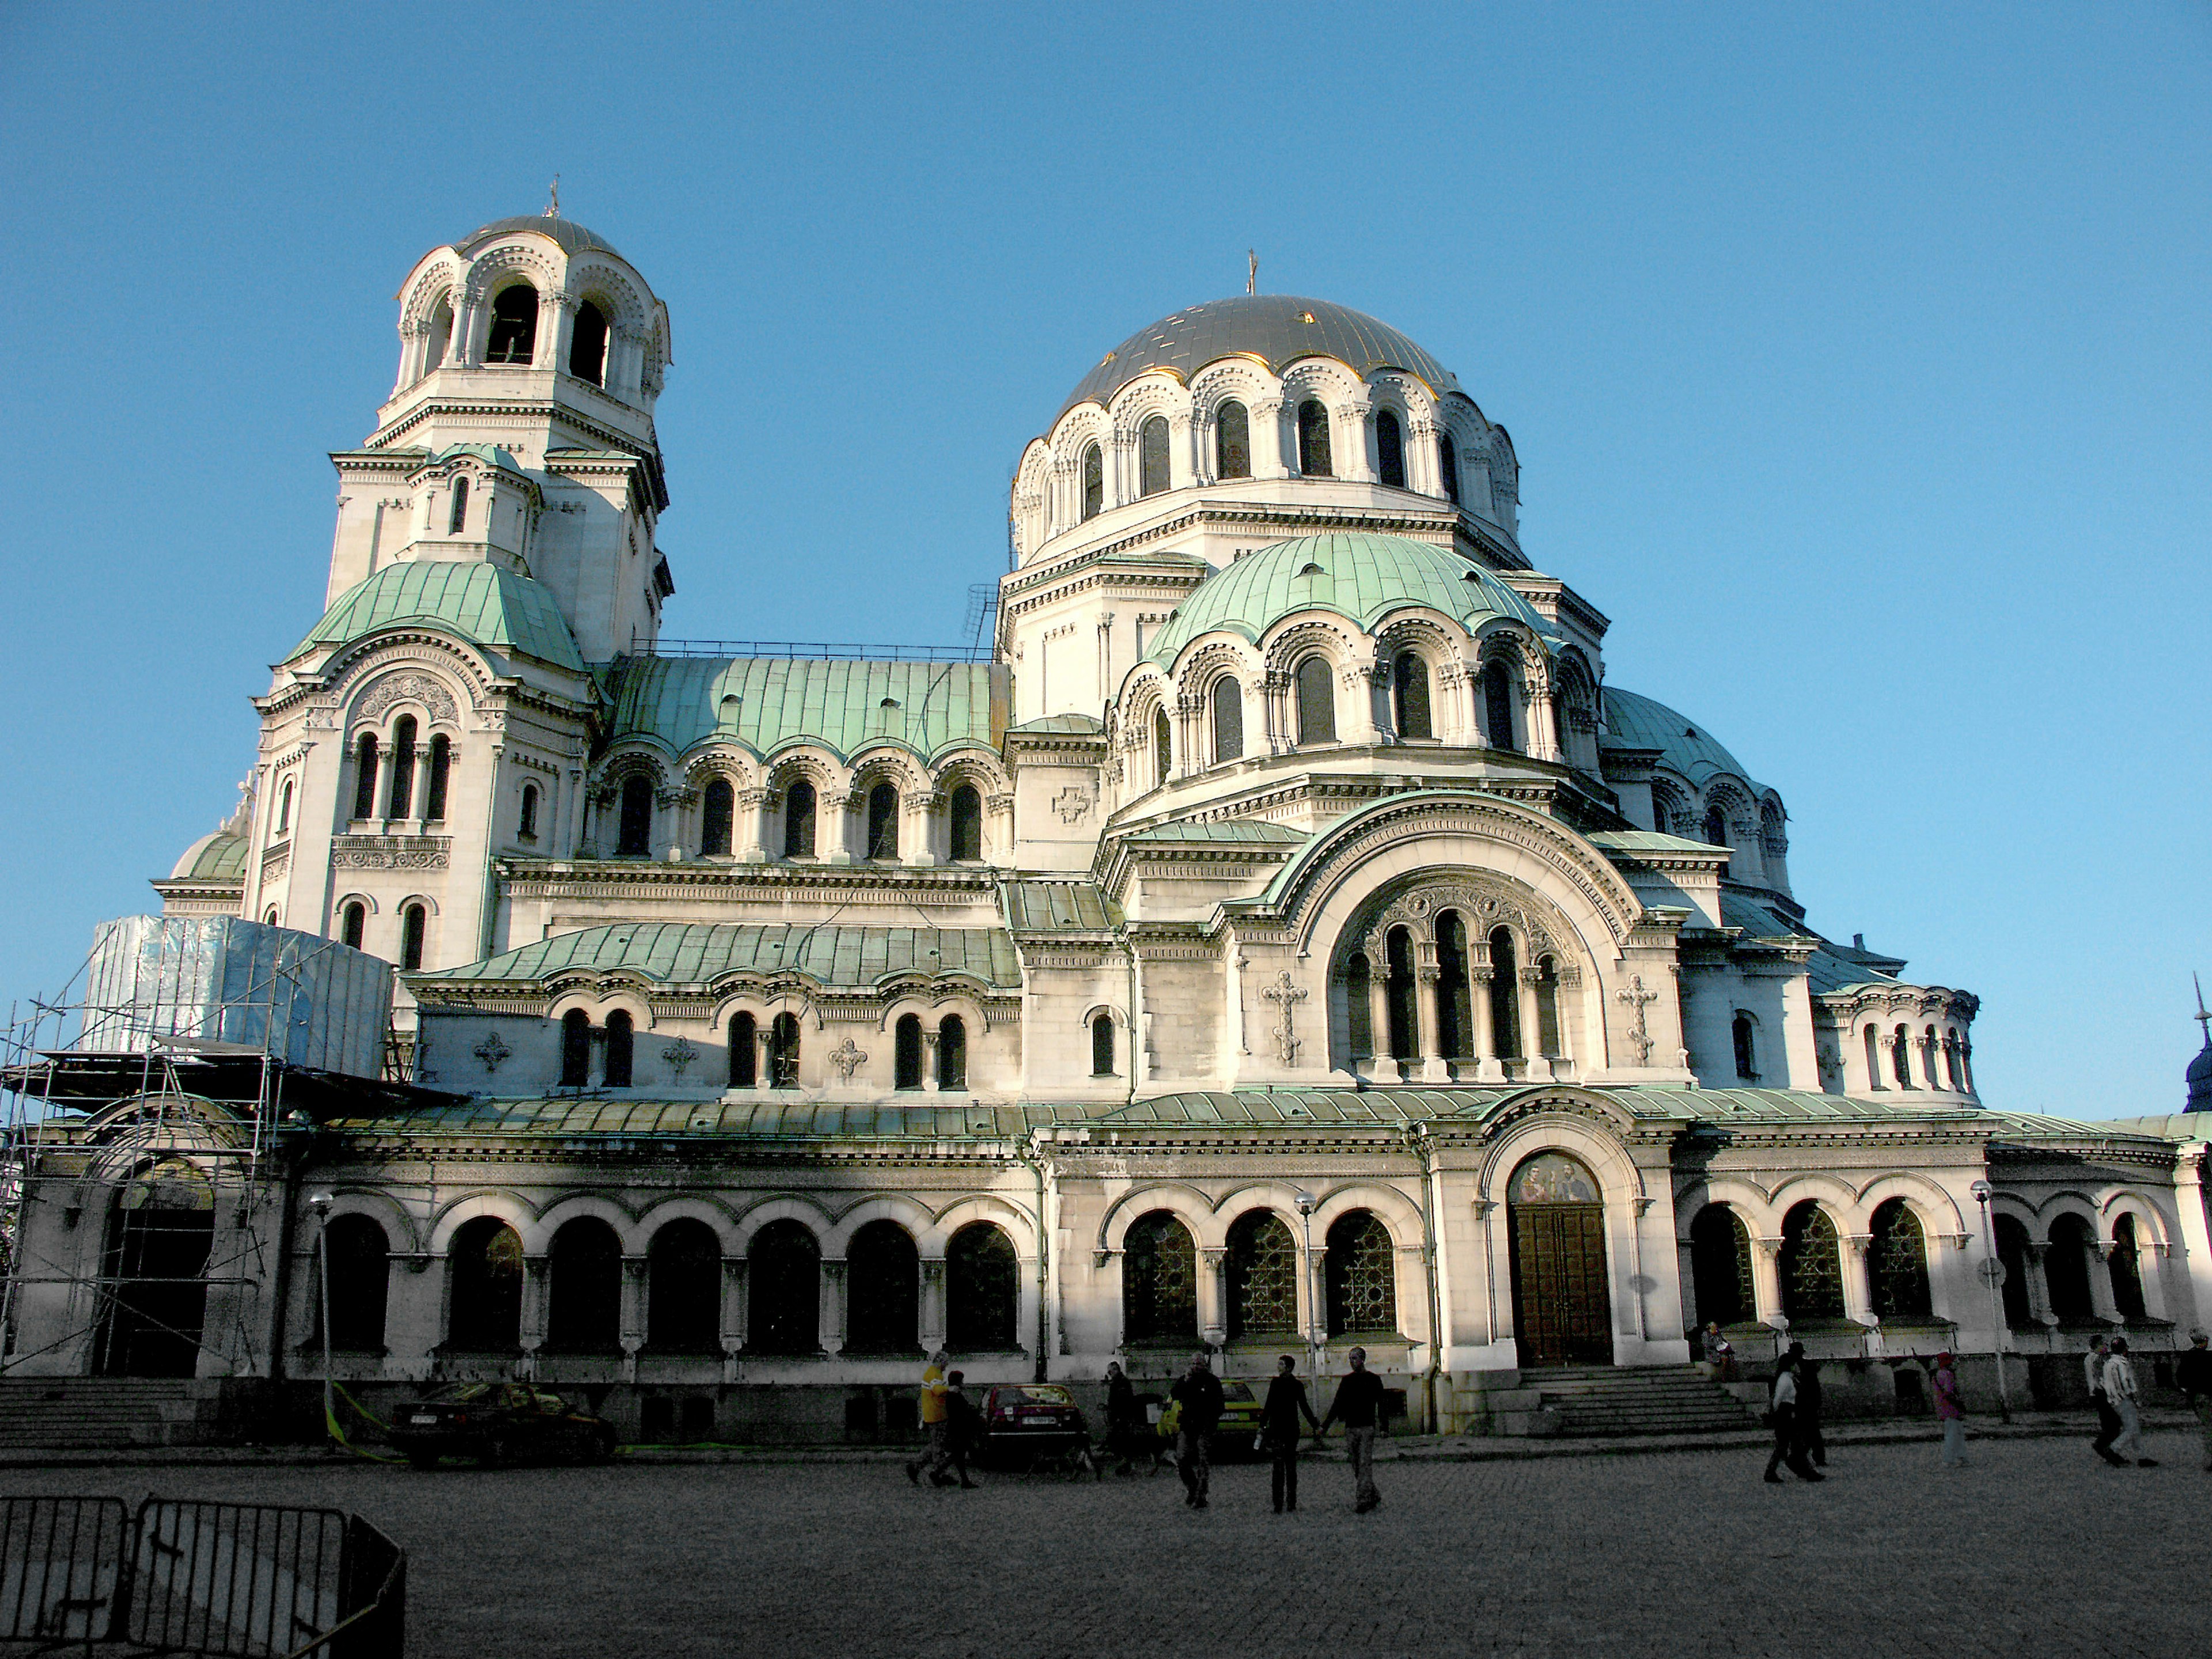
[170,830,247,882]
[1060,296,1462,423]
[2187,1034,2212,1112]
[461,214,621,259]
[1601,688,1762,791]
[1144,532,1548,670]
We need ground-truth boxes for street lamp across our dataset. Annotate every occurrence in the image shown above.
[307,1192,335,1450]
[1293,1191,1322,1401]
[1969,1179,2012,1422]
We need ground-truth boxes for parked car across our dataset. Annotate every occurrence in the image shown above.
[389,1382,617,1469]
[975,1384,1090,1469]
[1158,1379,1266,1460]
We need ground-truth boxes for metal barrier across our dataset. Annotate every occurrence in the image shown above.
[0,1495,404,1657]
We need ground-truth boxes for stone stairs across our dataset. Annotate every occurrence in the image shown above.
[0,1378,224,1449]
[1528,1365,1762,1437]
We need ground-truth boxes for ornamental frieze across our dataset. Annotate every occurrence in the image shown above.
[332,835,450,871]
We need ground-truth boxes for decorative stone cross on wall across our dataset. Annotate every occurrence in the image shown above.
[1616,975,1658,1065]
[828,1038,868,1081]
[472,1031,512,1074]
[1262,971,1307,1067]
[662,1036,699,1082]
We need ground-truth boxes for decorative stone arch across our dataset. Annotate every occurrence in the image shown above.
[1851,1172,1967,1238]
[821,1194,938,1257]
[1307,1182,1425,1249]
[1277,355,1363,406]
[1107,373,1187,440]
[634,1196,741,1255]
[544,980,654,1030]
[1674,1175,1779,1237]
[1472,1096,1647,1211]
[2032,1190,2104,1246]
[319,1188,423,1257]
[324,637,497,719]
[562,259,648,337]
[680,747,755,790]
[425,1191,536,1257]
[874,988,987,1033]
[400,258,465,332]
[334,891,380,918]
[1474,622,1548,684]
[1096,1183,1224,1256]
[1187,357,1273,411]
[727,1194,838,1254]
[847,749,930,797]
[931,1195,1040,1262]
[1211,1183,1310,1237]
[461,245,559,309]
[348,668,465,738]
[2098,1190,2173,1253]
[1647,774,1694,838]
[533,1192,647,1256]
[1762,1174,1859,1228]
[1257,615,1365,683]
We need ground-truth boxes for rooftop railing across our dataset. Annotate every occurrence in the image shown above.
[647,639,991,663]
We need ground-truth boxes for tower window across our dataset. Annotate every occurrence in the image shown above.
[486,284,539,365]
[425,736,450,823]
[1139,415,1171,498]
[604,1010,633,1088]
[937,1014,967,1091]
[1438,431,1460,504]
[1703,803,1728,850]
[560,1009,591,1087]
[400,903,426,972]
[768,1012,801,1088]
[1482,662,1517,751]
[1535,955,1563,1058]
[616,775,654,857]
[423,295,453,377]
[866,782,899,860]
[1295,657,1335,745]
[700,778,734,857]
[784,781,816,858]
[385,716,417,819]
[1892,1024,1913,1088]
[352,733,379,821]
[569,300,608,385]
[1211,676,1243,765]
[518,782,540,842]
[1392,653,1431,739]
[1081,443,1103,520]
[447,476,469,536]
[275,778,294,835]
[1732,1012,1758,1081]
[728,1012,756,1088]
[949,784,983,862]
[1091,1012,1116,1077]
[895,1014,923,1090]
[1296,400,1332,476]
[1215,401,1250,479]
[1488,927,1521,1060]
[1153,707,1172,787]
[1376,408,1406,488]
[340,902,365,950]
[1343,953,1373,1058]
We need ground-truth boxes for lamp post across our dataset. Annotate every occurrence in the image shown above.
[1294,1191,1321,1399]
[1969,1179,2011,1422]
[307,1192,335,1449]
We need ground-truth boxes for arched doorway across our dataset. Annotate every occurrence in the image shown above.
[1506,1151,1612,1369]
[1688,1203,1755,1328]
[95,1160,215,1377]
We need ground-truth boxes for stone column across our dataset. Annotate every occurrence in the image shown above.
[1471,966,1505,1084]
[1413,956,1449,1084]
[1301,1244,1329,1351]
[736,789,767,862]
[1518,968,1553,1083]
[1336,400,1373,483]
[919,1259,947,1354]
[1842,1235,1876,1330]
[1252,398,1288,479]
[1198,1248,1228,1349]
[906,792,942,867]
[2022,1243,2055,1328]
[721,1257,748,1363]
[620,1255,649,1379]
[1751,1237,1786,1328]
[820,1260,846,1356]
[1362,969,1394,1084]
[821,791,854,863]
[1169,412,1195,490]
[922,1030,941,1094]
[1408,416,1441,498]
[1520,680,1560,763]
[519,1256,550,1359]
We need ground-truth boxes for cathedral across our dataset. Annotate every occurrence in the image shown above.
[10,209,2208,1443]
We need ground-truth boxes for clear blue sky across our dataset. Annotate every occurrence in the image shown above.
[2,3,2206,1118]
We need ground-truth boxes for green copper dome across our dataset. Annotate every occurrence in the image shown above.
[1144,532,1551,670]
[291,562,583,671]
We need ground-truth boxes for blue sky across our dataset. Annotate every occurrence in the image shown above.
[2,2,2206,1116]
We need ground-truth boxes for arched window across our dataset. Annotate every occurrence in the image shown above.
[1296,399,1332,476]
[1992,1214,2033,1328]
[1121,1211,1197,1344]
[569,300,608,385]
[447,476,469,536]
[783,781,816,858]
[1295,657,1335,745]
[1944,1030,1965,1092]
[1215,400,1250,478]
[560,1009,592,1087]
[1689,1203,1755,1327]
[1438,431,1460,504]
[1863,1024,1883,1090]
[425,736,450,822]
[446,1217,523,1351]
[386,716,417,819]
[486,284,538,364]
[340,902,365,951]
[1868,1199,1931,1319]
[1703,804,1728,850]
[746,1219,820,1354]
[1225,1210,1298,1339]
[1376,408,1406,488]
[1090,1012,1116,1076]
[1891,1024,1914,1089]
[399,903,426,972]
[324,1214,389,1353]
[1343,953,1373,1058]
[728,1012,756,1088]
[2045,1213,2096,1323]
[1325,1210,1397,1336]
[646,1219,721,1353]
[603,1010,634,1088]
[866,782,899,860]
[352,733,378,821]
[1392,652,1431,739]
[423,295,453,378]
[768,1012,801,1087]
[264,906,280,926]
[700,778,734,857]
[1535,956,1563,1059]
[1778,1203,1844,1322]
[1488,927,1521,1060]
[1483,662,1517,751]
[518,783,540,842]
[1211,676,1243,764]
[546,1218,622,1353]
[617,775,654,857]
[946,1222,1018,1352]
[1435,911,1471,1060]
[894,1014,924,1090]
[275,778,294,835]
[1139,415,1170,497]
[1732,1013,1758,1081]
[2109,1214,2147,1320]
[845,1221,920,1354]
[1384,927,1418,1062]
[1081,443,1103,520]
[937,1015,967,1090]
[1153,707,1172,787]
[948,785,983,862]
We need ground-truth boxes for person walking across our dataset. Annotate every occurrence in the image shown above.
[1169,1352,1226,1509]
[2176,1330,2212,1473]
[942,1370,982,1488]
[1318,1346,1388,1513]
[1258,1354,1320,1513]
[1932,1351,1966,1469]
[906,1349,950,1486]
[1763,1356,1822,1483]
[2103,1338,2155,1467]
[2085,1337,2126,1467]
[1103,1360,1143,1476]
[1703,1322,1737,1381]
[1784,1342,1827,1469]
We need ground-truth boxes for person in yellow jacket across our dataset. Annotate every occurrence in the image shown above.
[906,1350,953,1486]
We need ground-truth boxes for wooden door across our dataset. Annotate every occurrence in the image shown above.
[1510,1202,1613,1369]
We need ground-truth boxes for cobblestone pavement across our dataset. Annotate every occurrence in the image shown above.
[7,1426,2205,1658]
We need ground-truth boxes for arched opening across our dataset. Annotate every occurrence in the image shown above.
[893,1014,924,1090]
[1139,414,1170,497]
[559,1010,592,1087]
[1863,1024,1883,1090]
[518,782,540,841]
[646,1219,721,1354]
[351,733,378,820]
[324,1214,389,1353]
[1384,927,1418,1063]
[340,903,365,951]
[1778,1202,1844,1323]
[94,1160,214,1377]
[617,775,654,857]
[1325,1210,1397,1337]
[2044,1213,2097,1323]
[846,1221,921,1355]
[1488,927,1521,1062]
[1506,1152,1609,1368]
[603,1010,634,1088]
[937,1015,967,1090]
[949,785,983,862]
[947,1222,1018,1352]
[486,284,538,364]
[1343,953,1373,1060]
[700,778,734,857]
[1376,407,1406,488]
[385,716,417,819]
[1211,676,1243,764]
[276,778,294,835]
[1438,431,1460,504]
[1688,1203,1755,1327]
[1868,1198,1932,1320]
[446,1217,524,1352]
[545,1217,622,1353]
[446,476,469,536]
[1153,707,1172,787]
[1891,1024,1913,1089]
[568,300,608,385]
[768,1012,801,1087]
[1121,1211,1198,1346]
[783,780,816,858]
[1535,956,1563,1059]
[1090,1012,1116,1076]
[1392,652,1431,739]
[1703,803,1728,850]
[1295,657,1335,745]
[1944,1030,1965,1091]
[1296,399,1332,476]
[1081,443,1103,520]
[1215,400,1250,478]
[1435,911,1472,1060]
[746,1219,820,1354]
[399,903,426,972]
[1992,1214,2035,1328]
[2109,1214,2147,1321]
[1482,662,1517,751]
[423,295,453,377]
[727,1012,756,1088]
[425,736,450,822]
[1732,1012,1758,1081]
[1225,1210,1298,1339]
[866,782,899,860]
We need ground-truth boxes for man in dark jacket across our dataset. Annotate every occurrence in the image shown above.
[1319,1347,1388,1513]
[1169,1352,1226,1509]
[1259,1354,1321,1513]
[942,1370,981,1489]
[1784,1342,1827,1468]
[2178,1330,2212,1472]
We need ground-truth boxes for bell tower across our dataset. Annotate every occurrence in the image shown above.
[323,202,676,661]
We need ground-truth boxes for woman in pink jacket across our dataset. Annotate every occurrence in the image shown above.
[1931,1351,1965,1468]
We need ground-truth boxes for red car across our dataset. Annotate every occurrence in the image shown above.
[975,1384,1090,1469]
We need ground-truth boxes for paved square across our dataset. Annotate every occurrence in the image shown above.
[8,1429,2204,1657]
